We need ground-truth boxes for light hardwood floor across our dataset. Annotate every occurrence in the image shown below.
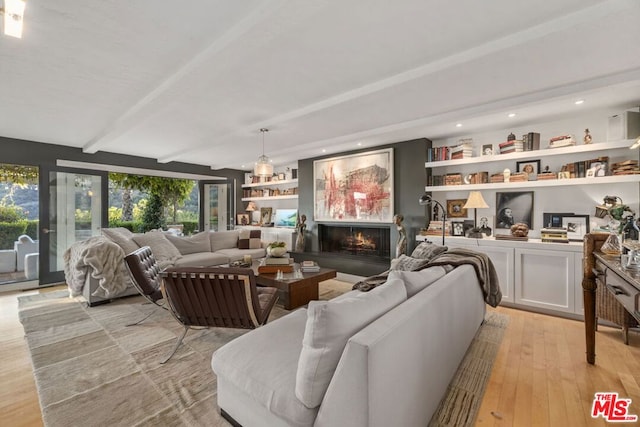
[2,287,640,426]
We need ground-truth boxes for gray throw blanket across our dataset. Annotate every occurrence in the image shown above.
[426,248,502,307]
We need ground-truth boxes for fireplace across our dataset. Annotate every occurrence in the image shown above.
[318,224,390,258]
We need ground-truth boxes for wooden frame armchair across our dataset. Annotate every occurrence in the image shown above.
[124,246,166,326]
[159,266,279,364]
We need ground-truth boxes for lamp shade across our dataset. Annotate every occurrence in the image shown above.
[254,128,274,176]
[463,191,489,209]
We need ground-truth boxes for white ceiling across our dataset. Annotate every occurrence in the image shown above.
[1,0,640,171]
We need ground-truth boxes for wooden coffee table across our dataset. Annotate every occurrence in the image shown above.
[252,263,337,309]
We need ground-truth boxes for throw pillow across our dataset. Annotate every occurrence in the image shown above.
[165,231,211,255]
[132,231,182,266]
[390,254,430,272]
[388,266,447,298]
[101,227,139,255]
[410,242,448,261]
[238,229,261,249]
[295,278,407,408]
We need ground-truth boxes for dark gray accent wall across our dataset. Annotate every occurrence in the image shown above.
[0,136,246,227]
[297,138,430,259]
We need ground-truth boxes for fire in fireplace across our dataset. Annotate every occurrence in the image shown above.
[319,224,390,258]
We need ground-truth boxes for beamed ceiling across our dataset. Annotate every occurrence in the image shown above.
[1,0,639,171]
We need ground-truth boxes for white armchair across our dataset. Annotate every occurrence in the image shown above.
[14,235,38,272]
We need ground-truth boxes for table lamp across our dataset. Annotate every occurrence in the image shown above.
[246,201,257,223]
[463,191,489,238]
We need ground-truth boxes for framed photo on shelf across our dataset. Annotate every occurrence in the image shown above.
[516,159,541,177]
[463,219,475,235]
[451,221,465,236]
[495,191,534,230]
[561,214,590,241]
[260,207,273,225]
[447,199,467,218]
[236,213,250,226]
[482,144,493,156]
[543,212,574,228]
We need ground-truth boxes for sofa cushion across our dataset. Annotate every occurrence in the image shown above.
[132,231,182,267]
[388,266,447,298]
[174,252,230,267]
[410,242,448,261]
[238,229,261,249]
[295,278,407,408]
[101,227,139,255]
[210,230,240,252]
[216,247,266,262]
[165,231,211,255]
[212,309,320,426]
[390,254,430,272]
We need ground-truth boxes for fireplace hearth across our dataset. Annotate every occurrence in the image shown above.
[319,224,390,258]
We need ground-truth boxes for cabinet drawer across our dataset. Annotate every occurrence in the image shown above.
[604,268,640,320]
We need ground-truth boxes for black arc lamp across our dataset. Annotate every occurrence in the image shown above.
[419,193,446,245]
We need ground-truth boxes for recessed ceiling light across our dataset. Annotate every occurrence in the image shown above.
[575,99,584,105]
[455,123,462,128]
[357,142,362,146]
[322,149,326,153]
[508,113,516,118]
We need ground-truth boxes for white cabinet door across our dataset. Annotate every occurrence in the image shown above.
[445,240,515,303]
[475,245,514,304]
[515,248,575,313]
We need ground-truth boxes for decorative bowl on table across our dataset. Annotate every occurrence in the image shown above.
[267,242,287,257]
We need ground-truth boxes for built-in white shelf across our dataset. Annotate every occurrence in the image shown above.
[425,139,633,167]
[241,195,298,201]
[242,179,298,188]
[426,174,640,192]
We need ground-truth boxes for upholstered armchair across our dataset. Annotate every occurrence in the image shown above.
[159,266,279,364]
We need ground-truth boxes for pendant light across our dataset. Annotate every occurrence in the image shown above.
[254,128,274,177]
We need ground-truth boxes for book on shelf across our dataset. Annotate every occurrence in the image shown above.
[548,135,575,148]
[522,132,540,151]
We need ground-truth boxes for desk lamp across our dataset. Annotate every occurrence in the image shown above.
[419,193,446,245]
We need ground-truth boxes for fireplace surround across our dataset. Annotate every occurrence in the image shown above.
[318,224,390,258]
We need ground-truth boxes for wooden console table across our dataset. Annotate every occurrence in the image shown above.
[583,243,640,364]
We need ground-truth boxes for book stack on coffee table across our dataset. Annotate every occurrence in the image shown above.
[300,261,320,273]
[258,255,293,273]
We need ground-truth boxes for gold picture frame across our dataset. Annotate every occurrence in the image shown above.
[447,199,467,218]
[260,207,273,225]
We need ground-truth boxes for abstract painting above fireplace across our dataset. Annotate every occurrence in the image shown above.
[313,148,393,223]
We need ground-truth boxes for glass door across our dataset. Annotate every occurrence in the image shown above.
[202,181,234,231]
[40,168,107,284]
[0,163,39,290]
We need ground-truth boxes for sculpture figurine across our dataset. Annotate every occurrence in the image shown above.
[295,214,307,252]
[394,214,407,258]
[583,128,592,144]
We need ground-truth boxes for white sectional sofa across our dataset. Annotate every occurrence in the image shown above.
[65,228,267,306]
[212,264,487,427]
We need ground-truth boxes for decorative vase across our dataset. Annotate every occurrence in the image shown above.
[267,246,287,257]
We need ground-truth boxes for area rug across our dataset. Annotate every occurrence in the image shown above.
[19,281,507,427]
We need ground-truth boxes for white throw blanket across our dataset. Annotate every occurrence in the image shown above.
[63,236,128,298]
